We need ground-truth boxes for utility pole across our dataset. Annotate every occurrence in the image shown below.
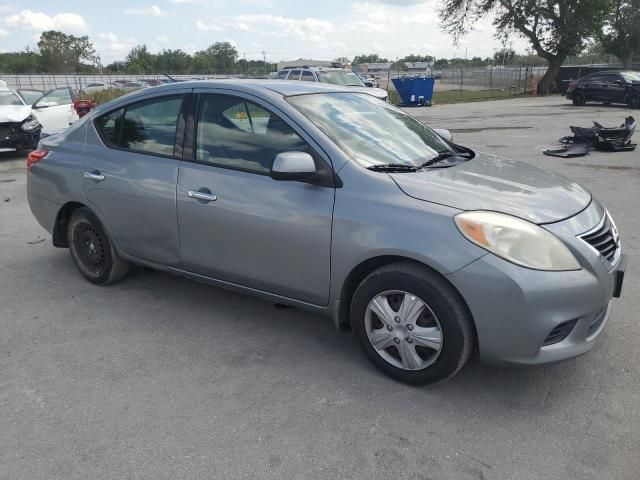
[262,50,267,75]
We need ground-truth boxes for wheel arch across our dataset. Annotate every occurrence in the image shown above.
[336,255,477,340]
[52,201,88,247]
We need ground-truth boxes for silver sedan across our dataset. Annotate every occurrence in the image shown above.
[27,80,625,384]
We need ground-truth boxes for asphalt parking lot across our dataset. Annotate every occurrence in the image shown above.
[1,95,638,480]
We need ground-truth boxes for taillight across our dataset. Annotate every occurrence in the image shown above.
[27,149,49,170]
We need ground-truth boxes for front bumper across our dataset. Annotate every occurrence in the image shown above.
[0,122,41,151]
[447,202,624,366]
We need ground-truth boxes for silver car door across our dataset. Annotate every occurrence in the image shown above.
[176,90,335,306]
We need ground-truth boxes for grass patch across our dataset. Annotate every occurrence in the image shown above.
[389,88,531,106]
[79,88,130,105]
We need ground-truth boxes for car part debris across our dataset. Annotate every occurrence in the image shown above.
[544,116,636,157]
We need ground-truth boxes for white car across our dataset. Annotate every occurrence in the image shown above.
[0,80,78,152]
[277,67,389,102]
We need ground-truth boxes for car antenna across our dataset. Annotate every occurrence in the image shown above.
[163,74,177,83]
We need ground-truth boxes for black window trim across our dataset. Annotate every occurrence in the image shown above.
[93,93,187,161]
[183,90,337,187]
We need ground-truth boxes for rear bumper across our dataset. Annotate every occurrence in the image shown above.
[447,205,623,367]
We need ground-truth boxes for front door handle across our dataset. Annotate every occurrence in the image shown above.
[84,171,105,182]
[188,190,217,202]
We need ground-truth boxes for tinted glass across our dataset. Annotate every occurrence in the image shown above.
[277,71,288,79]
[118,96,182,155]
[196,94,309,174]
[95,107,125,146]
[602,74,620,83]
[620,71,640,82]
[18,90,43,105]
[288,70,301,80]
[288,92,451,168]
[38,87,72,106]
[301,71,315,81]
[317,71,365,86]
[0,91,24,106]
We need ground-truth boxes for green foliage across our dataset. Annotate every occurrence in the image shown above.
[125,45,156,73]
[599,0,640,68]
[439,0,611,92]
[0,51,40,73]
[37,30,97,73]
[353,53,389,64]
[83,88,129,105]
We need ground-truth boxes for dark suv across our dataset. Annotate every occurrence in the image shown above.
[567,70,640,108]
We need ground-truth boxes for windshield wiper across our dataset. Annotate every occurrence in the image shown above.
[367,163,418,172]
[418,150,473,169]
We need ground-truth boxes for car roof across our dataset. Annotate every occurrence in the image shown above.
[134,79,354,97]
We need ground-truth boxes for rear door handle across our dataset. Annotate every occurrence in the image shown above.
[84,171,105,182]
[188,190,217,202]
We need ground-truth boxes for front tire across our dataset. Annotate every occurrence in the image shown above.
[572,91,586,106]
[628,95,640,109]
[351,263,475,385]
[67,208,129,285]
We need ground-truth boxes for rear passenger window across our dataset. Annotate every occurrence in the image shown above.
[121,96,183,155]
[195,94,310,174]
[95,107,124,146]
[95,96,183,156]
[301,71,315,81]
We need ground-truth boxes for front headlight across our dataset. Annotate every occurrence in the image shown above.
[454,211,581,271]
[21,114,41,132]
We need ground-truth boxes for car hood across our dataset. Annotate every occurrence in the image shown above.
[0,104,31,123]
[390,153,591,224]
[349,86,388,99]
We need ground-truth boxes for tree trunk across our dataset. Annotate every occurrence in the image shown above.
[537,57,564,95]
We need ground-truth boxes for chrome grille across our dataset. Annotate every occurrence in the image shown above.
[579,212,620,264]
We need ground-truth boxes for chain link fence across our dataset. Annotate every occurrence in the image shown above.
[0,73,248,92]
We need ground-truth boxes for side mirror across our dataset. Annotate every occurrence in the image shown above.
[271,151,318,182]
[364,81,374,87]
[433,128,453,142]
[615,79,623,86]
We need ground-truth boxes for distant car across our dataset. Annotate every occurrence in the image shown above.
[80,82,108,93]
[357,73,379,88]
[26,80,625,385]
[277,66,389,102]
[567,70,640,108]
[121,82,146,90]
[0,81,78,152]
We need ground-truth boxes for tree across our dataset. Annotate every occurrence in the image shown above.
[352,53,389,64]
[37,30,97,73]
[439,0,610,93]
[195,42,238,72]
[155,49,192,73]
[125,45,156,73]
[599,0,640,68]
[0,50,40,73]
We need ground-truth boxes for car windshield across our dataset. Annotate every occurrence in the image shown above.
[0,91,25,106]
[317,71,365,87]
[620,71,640,82]
[287,92,453,168]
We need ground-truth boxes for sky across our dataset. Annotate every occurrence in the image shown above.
[0,0,530,64]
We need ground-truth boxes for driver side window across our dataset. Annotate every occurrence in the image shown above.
[195,94,310,174]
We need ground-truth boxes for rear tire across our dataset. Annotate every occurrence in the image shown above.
[572,91,586,106]
[628,95,640,109]
[350,262,475,385]
[67,208,129,285]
